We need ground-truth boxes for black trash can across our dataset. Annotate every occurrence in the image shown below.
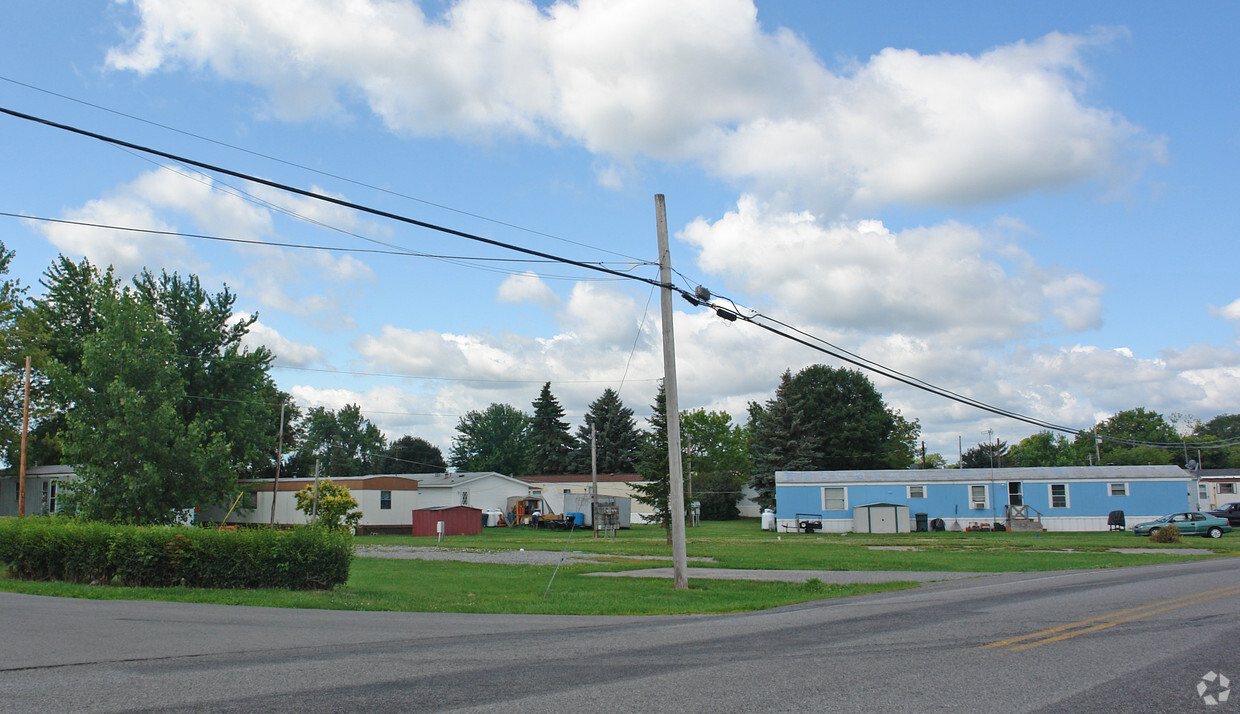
[915,512,929,532]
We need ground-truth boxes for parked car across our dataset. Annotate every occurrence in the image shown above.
[1206,502,1240,527]
[1132,512,1233,539]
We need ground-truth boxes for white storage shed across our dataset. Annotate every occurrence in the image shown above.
[853,502,910,534]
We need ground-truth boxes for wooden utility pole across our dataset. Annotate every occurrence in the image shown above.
[17,356,30,517]
[655,194,689,589]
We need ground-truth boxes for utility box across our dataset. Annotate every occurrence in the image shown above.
[853,503,911,534]
[562,493,632,528]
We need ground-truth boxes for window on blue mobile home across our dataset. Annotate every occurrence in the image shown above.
[969,484,987,509]
[1108,483,1128,497]
[1050,484,1069,508]
[908,485,926,499]
[822,487,847,511]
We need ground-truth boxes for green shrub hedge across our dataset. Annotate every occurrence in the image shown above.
[0,517,353,590]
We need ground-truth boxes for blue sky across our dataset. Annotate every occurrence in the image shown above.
[2,0,1238,463]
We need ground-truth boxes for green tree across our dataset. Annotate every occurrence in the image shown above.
[1008,431,1077,467]
[1193,415,1240,468]
[682,408,751,520]
[960,439,1009,469]
[55,289,233,524]
[0,240,31,468]
[1074,407,1180,465]
[16,255,121,465]
[292,404,387,478]
[633,383,681,543]
[384,435,447,472]
[450,403,532,475]
[294,479,362,531]
[748,365,901,508]
[528,382,575,474]
[574,388,641,474]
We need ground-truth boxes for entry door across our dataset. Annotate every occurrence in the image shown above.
[1008,482,1023,507]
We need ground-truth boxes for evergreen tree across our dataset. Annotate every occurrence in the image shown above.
[573,387,641,474]
[528,382,575,474]
[633,383,680,543]
[747,365,904,508]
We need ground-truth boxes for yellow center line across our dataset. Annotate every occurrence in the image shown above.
[982,584,1240,651]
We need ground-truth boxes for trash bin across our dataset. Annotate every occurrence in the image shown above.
[915,512,929,532]
[930,517,946,532]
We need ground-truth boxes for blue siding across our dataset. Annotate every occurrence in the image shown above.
[776,478,1190,523]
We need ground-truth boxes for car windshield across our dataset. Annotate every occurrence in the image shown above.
[1156,514,1174,522]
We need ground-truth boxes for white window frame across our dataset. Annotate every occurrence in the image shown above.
[1049,483,1069,509]
[1108,483,1128,497]
[821,487,847,511]
[908,485,926,499]
[1219,483,1237,495]
[969,484,988,510]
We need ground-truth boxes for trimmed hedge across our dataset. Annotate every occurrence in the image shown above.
[0,517,353,590]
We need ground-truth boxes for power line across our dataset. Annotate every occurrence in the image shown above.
[0,74,650,265]
[0,105,673,290]
[2,211,641,282]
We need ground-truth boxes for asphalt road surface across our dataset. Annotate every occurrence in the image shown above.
[2,558,1237,713]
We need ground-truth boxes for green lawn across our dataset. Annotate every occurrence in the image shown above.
[1,520,1235,615]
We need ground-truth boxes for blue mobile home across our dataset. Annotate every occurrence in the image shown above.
[775,465,1194,533]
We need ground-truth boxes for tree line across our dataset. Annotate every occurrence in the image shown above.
[4,240,1234,526]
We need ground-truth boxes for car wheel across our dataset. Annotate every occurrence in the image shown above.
[1147,528,1159,538]
[1207,527,1223,539]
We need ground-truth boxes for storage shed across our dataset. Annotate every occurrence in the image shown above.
[853,502,910,534]
[411,505,483,537]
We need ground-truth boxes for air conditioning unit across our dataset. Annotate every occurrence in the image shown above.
[971,501,987,510]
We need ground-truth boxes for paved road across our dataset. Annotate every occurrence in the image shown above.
[2,558,1238,712]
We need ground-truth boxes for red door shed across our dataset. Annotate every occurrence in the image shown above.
[411,505,483,537]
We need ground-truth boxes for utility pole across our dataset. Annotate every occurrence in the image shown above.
[655,194,689,590]
[18,356,30,517]
[269,399,287,526]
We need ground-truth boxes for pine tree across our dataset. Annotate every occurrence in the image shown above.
[633,383,678,543]
[573,387,641,474]
[528,382,575,474]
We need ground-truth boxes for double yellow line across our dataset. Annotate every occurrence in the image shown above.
[983,584,1240,652]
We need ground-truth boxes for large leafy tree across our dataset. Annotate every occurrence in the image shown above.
[682,408,751,520]
[1073,407,1179,466]
[1190,414,1240,468]
[55,289,233,524]
[1008,431,1077,467]
[450,403,532,475]
[24,258,284,477]
[748,365,904,508]
[0,240,31,468]
[384,435,447,472]
[16,256,121,465]
[573,387,641,474]
[290,404,387,478]
[528,382,576,474]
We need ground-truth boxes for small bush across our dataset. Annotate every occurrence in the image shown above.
[1150,524,1181,543]
[0,517,353,589]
